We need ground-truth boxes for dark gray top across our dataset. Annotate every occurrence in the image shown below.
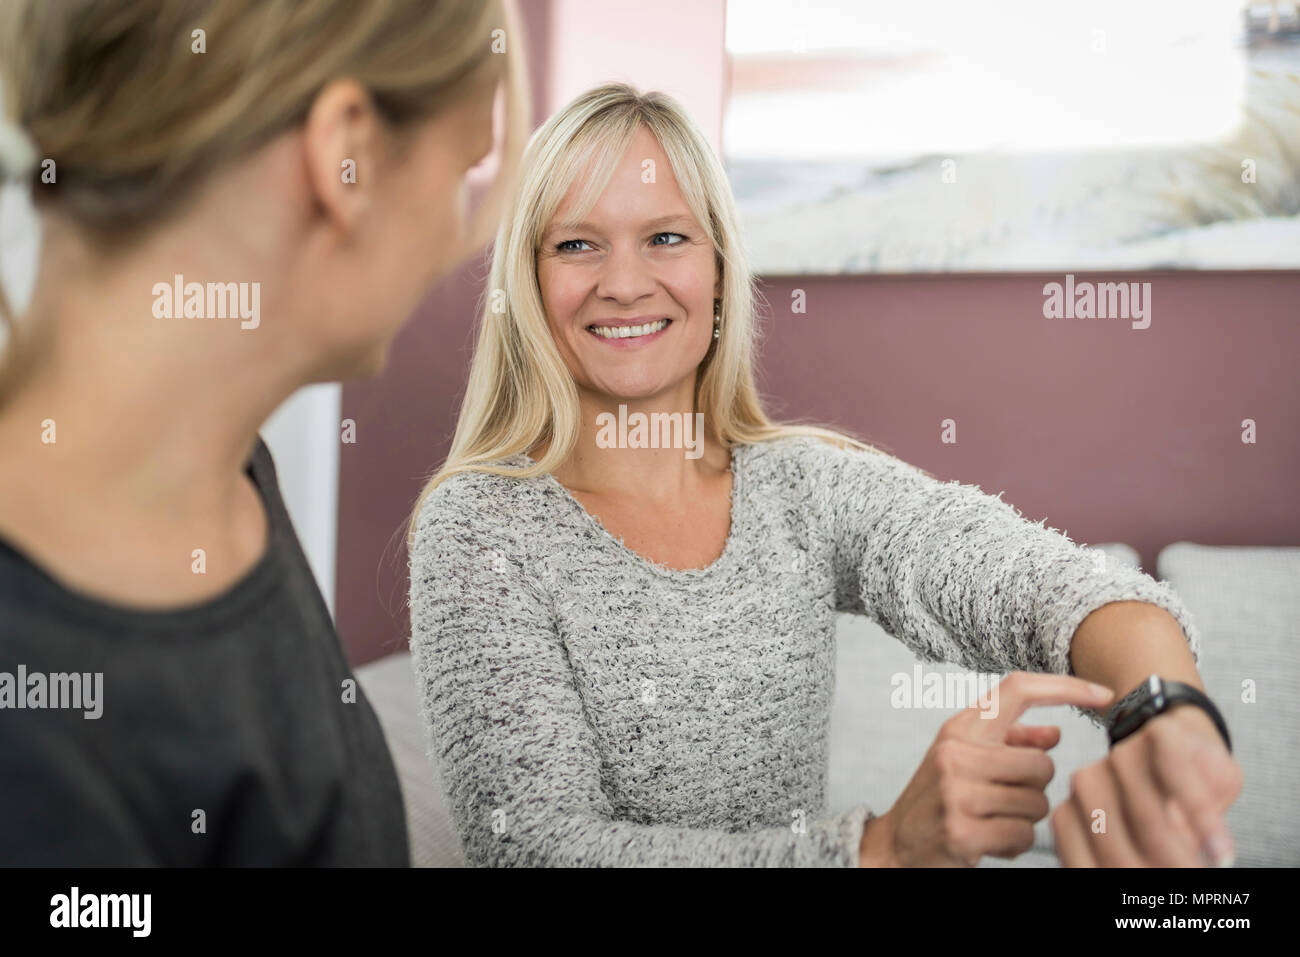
[0,437,408,866]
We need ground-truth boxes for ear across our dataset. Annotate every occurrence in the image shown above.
[301,78,380,236]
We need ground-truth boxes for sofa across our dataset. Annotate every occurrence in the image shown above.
[356,542,1299,867]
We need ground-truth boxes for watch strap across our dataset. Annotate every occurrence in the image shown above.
[1106,675,1232,753]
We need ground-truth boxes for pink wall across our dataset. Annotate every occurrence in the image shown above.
[334,0,1299,666]
[751,270,1299,574]
[546,0,726,145]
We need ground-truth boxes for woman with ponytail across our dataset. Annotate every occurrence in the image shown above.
[0,0,528,865]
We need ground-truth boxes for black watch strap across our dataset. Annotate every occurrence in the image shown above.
[1106,675,1232,753]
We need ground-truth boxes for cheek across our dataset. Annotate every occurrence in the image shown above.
[454,178,470,230]
[393,160,463,281]
[537,267,597,372]
[537,264,586,327]
[414,165,458,234]
[667,258,717,323]
[684,253,718,301]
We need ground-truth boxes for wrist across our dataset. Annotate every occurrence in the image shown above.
[858,811,898,867]
[1164,700,1226,745]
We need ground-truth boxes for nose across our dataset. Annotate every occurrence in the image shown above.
[594,240,658,306]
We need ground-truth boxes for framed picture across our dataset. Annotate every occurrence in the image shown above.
[723,0,1300,274]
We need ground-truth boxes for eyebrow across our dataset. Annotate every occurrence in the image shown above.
[543,213,695,239]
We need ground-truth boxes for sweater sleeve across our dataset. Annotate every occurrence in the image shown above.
[408,481,875,867]
[796,438,1201,726]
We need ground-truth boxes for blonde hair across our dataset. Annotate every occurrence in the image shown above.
[0,0,531,391]
[410,81,904,543]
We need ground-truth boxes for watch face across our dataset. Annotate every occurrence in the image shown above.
[1108,676,1162,735]
[1111,683,1147,722]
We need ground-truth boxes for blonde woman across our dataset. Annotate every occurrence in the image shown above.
[408,83,1242,868]
[0,0,528,865]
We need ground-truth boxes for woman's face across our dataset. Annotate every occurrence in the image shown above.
[536,125,721,404]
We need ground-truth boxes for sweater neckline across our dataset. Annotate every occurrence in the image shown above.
[518,443,747,581]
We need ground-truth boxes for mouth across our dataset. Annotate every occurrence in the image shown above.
[585,317,672,346]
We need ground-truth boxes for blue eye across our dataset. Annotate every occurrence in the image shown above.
[554,232,686,253]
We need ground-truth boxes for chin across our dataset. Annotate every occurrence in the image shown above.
[583,359,708,404]
[588,375,681,403]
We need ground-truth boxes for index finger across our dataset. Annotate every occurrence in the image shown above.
[968,671,1115,740]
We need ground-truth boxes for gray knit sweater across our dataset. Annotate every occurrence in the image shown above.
[408,435,1200,867]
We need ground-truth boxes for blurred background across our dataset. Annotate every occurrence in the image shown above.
[726,0,1300,273]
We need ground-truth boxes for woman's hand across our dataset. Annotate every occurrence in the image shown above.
[1051,704,1242,866]
[859,672,1115,866]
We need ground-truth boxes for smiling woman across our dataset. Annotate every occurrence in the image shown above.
[405,82,1233,868]
[408,84,874,508]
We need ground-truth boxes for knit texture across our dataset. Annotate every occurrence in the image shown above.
[408,435,1200,867]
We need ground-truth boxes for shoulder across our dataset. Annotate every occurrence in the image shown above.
[408,457,558,609]
[737,433,921,486]
[415,454,542,520]
[736,434,943,529]
[246,433,296,522]
[411,455,551,558]
[248,433,277,477]
[246,434,282,495]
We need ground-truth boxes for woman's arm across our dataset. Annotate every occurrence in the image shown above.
[791,438,1240,866]
[799,438,1201,724]
[409,487,875,867]
[1069,599,1206,709]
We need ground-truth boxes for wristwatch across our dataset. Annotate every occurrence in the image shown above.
[1106,675,1232,753]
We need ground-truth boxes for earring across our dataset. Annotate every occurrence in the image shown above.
[713,303,721,340]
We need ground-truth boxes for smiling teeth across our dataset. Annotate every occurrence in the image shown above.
[591,319,669,339]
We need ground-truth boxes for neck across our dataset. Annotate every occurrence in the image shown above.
[549,386,728,501]
[0,228,306,515]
